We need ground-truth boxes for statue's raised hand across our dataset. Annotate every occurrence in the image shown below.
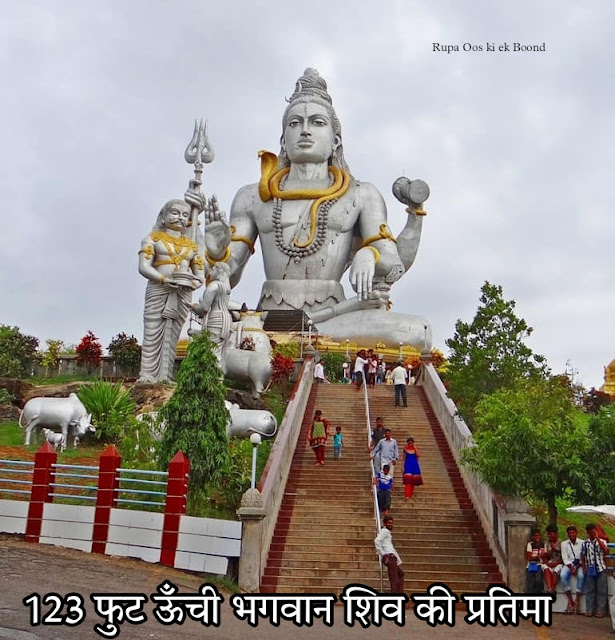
[204,195,231,258]
[184,189,206,213]
[349,247,376,300]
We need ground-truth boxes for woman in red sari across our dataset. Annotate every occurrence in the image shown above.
[308,409,330,466]
[403,437,423,499]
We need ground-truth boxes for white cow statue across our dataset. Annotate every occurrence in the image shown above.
[19,393,95,452]
[225,309,273,396]
[42,428,65,450]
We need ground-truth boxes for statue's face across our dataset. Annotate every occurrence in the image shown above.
[163,203,190,231]
[283,102,339,164]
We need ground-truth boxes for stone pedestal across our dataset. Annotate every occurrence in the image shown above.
[237,488,266,592]
[503,497,535,592]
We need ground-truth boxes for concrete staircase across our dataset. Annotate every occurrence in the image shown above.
[260,383,503,594]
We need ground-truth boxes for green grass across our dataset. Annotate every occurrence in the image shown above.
[556,497,615,540]
[27,374,100,386]
[0,421,104,460]
[0,422,23,446]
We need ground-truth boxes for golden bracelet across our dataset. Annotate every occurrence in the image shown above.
[361,224,397,248]
[160,275,166,285]
[230,226,256,254]
[363,246,380,264]
[205,246,231,266]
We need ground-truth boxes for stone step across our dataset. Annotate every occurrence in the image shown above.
[266,548,498,563]
[262,576,500,593]
[279,521,482,535]
[265,557,495,571]
[275,533,491,548]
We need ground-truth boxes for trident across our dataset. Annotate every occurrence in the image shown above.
[184,119,215,242]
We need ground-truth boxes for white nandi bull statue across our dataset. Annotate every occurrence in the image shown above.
[19,393,95,452]
[192,286,274,396]
[224,308,273,396]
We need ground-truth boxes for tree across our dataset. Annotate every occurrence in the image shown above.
[321,351,346,382]
[76,331,103,374]
[445,282,548,427]
[462,377,587,526]
[41,339,64,375]
[108,333,141,377]
[583,388,613,414]
[576,404,615,505]
[157,332,230,490]
[0,325,39,378]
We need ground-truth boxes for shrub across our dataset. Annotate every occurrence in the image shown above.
[41,339,64,374]
[271,352,295,383]
[273,341,301,359]
[76,331,103,374]
[157,332,230,490]
[108,332,142,377]
[0,325,39,378]
[0,388,15,405]
[321,351,347,382]
[78,381,136,442]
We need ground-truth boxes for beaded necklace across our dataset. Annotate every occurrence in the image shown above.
[272,174,337,263]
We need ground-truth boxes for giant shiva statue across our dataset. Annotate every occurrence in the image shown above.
[187,68,431,349]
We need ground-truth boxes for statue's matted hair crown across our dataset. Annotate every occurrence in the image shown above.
[288,68,333,106]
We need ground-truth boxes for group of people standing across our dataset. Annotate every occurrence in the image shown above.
[351,351,418,408]
[526,522,614,623]
[371,419,424,595]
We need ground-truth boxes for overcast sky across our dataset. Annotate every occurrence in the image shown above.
[2,1,614,389]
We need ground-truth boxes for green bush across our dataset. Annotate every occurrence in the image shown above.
[321,351,347,382]
[0,388,15,405]
[108,333,142,377]
[157,332,230,490]
[273,341,301,358]
[0,325,39,378]
[78,381,136,442]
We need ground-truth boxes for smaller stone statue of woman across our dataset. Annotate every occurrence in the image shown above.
[192,261,233,371]
[138,199,205,383]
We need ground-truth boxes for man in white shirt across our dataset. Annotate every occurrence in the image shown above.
[391,360,408,407]
[314,360,325,383]
[374,515,404,592]
[560,525,585,614]
[353,350,368,391]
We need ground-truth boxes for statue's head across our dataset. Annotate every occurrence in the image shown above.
[154,199,190,232]
[279,68,351,175]
[210,261,231,281]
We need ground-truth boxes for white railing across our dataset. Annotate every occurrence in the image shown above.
[362,378,383,591]
[0,459,34,498]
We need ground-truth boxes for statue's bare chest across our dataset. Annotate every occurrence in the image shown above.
[256,191,359,235]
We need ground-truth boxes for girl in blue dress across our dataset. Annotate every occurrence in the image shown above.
[403,437,423,499]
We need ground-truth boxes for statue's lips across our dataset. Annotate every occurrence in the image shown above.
[296,141,314,147]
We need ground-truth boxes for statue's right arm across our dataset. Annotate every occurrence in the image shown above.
[224,185,259,289]
[138,236,165,284]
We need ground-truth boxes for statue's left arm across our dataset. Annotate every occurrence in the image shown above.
[350,182,405,299]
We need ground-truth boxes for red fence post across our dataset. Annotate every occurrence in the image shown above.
[92,445,122,554]
[25,442,57,543]
[160,451,190,567]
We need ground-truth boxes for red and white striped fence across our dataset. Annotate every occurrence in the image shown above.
[0,443,241,575]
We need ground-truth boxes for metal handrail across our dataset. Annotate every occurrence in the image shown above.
[362,373,383,592]
[0,460,34,467]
